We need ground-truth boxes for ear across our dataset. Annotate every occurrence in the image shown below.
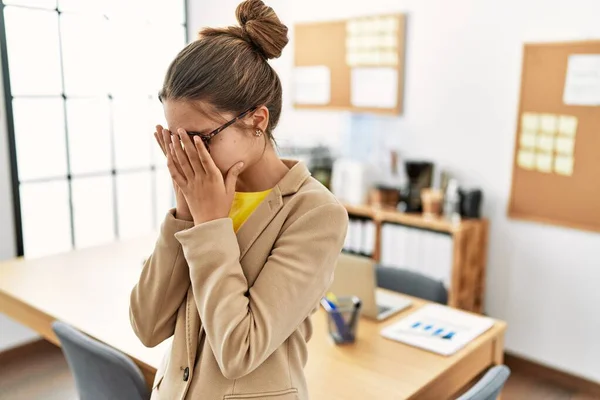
[251,106,269,132]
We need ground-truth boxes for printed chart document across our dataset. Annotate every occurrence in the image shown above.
[350,67,397,108]
[563,54,600,106]
[293,66,331,105]
[380,304,495,356]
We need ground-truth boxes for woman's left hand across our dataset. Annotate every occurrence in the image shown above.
[166,128,244,226]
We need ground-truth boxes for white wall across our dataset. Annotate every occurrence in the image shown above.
[0,66,39,351]
[189,0,600,382]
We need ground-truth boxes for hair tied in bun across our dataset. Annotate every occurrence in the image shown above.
[235,0,289,60]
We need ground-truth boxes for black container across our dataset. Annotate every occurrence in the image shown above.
[460,189,483,218]
[401,161,434,212]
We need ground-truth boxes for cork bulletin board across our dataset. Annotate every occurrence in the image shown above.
[293,14,406,115]
[508,41,600,233]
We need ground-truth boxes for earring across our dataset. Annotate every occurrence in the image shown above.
[255,129,263,137]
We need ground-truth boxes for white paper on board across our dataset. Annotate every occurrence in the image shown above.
[293,66,331,105]
[563,54,600,106]
[350,67,398,109]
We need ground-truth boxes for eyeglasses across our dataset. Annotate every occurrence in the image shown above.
[186,106,258,152]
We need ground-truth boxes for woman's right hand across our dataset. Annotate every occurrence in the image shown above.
[154,125,193,221]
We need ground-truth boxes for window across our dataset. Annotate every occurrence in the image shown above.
[1,0,187,257]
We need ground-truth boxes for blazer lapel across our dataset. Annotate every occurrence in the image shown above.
[185,287,200,372]
[236,186,283,261]
[236,160,311,261]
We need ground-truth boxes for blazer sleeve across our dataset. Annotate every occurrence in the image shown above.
[174,202,348,380]
[129,209,195,347]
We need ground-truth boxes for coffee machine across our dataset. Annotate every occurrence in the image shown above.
[400,161,434,212]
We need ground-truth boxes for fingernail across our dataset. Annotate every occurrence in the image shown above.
[178,128,186,135]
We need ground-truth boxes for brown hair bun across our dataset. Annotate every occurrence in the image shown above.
[236,0,288,59]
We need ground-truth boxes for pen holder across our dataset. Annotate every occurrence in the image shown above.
[321,296,362,345]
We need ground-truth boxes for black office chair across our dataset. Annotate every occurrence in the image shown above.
[52,321,150,400]
[375,265,448,304]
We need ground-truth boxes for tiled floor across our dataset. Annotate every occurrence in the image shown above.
[0,340,597,400]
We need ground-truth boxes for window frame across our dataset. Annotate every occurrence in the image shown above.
[0,0,189,256]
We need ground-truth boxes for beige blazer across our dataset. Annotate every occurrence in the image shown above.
[130,160,348,400]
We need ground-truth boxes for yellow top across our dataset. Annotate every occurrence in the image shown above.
[229,189,272,232]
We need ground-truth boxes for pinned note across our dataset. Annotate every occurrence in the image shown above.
[293,66,331,105]
[517,150,535,170]
[536,134,554,152]
[346,15,400,67]
[382,34,397,48]
[563,54,600,106]
[522,113,539,131]
[347,20,360,35]
[554,156,574,176]
[382,50,398,65]
[558,115,578,137]
[516,112,578,176]
[351,67,398,108]
[540,114,558,134]
[520,131,536,149]
[555,137,575,155]
[535,153,553,173]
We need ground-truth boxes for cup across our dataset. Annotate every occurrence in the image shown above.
[321,296,362,344]
[421,188,443,218]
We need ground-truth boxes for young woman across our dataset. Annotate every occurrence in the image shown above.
[129,1,348,399]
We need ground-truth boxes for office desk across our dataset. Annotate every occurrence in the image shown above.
[0,236,506,400]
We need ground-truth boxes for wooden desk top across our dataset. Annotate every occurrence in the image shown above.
[0,236,506,400]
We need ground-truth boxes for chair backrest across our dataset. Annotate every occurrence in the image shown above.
[375,265,449,304]
[456,365,511,400]
[52,321,149,400]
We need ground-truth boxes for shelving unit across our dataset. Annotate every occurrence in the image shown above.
[343,204,489,314]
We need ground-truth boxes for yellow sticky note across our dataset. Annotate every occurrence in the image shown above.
[365,19,377,32]
[346,53,359,66]
[347,20,360,35]
[522,113,539,131]
[387,52,398,66]
[520,131,537,149]
[535,153,553,173]
[386,16,399,32]
[540,114,558,134]
[355,20,368,35]
[358,36,370,49]
[382,34,397,48]
[517,150,535,170]
[536,134,554,152]
[558,115,578,137]
[555,137,575,155]
[554,156,574,176]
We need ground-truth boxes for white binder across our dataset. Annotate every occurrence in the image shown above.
[362,220,376,256]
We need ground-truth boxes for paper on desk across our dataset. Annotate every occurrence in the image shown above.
[380,304,495,356]
[563,54,600,106]
[350,67,397,108]
[293,66,331,105]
